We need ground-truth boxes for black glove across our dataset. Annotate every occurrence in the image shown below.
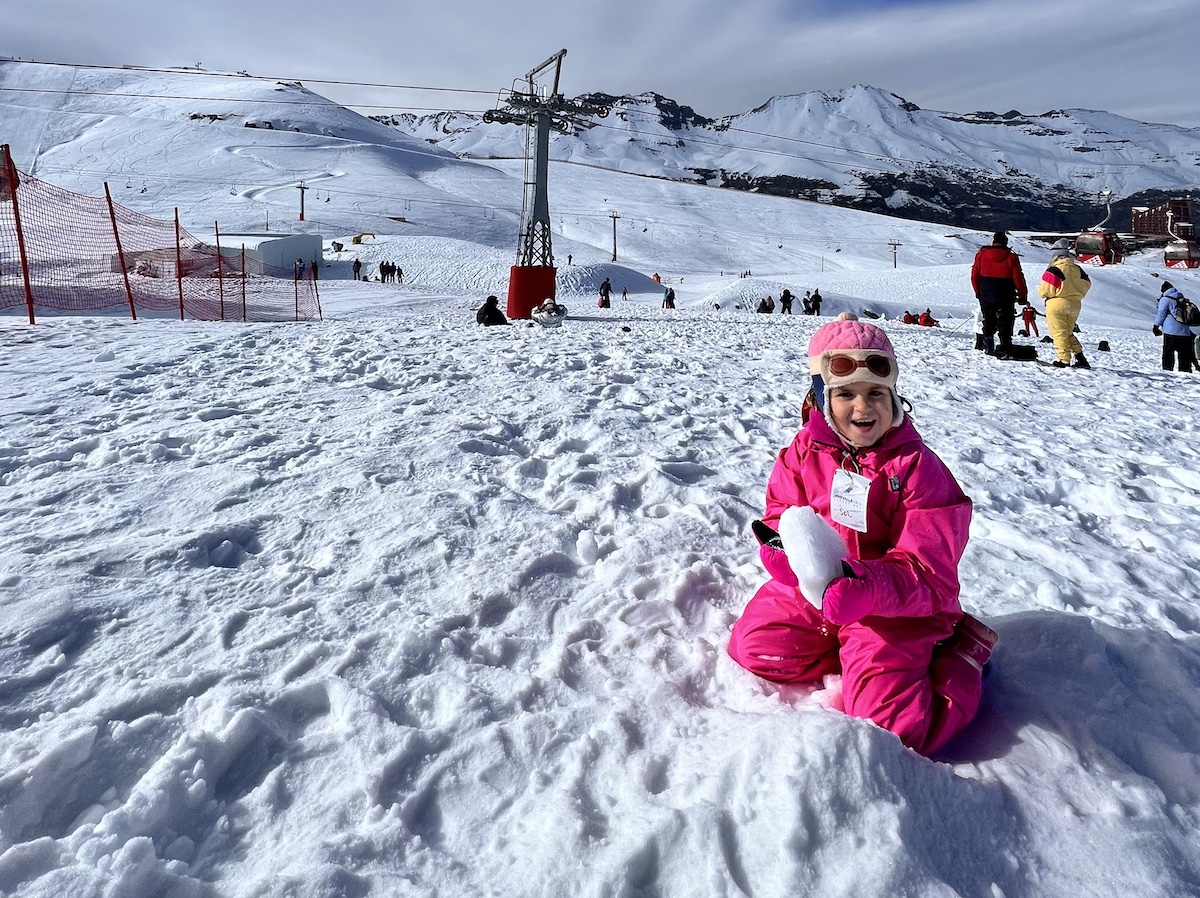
[1153,325,1162,337]
[751,519,783,549]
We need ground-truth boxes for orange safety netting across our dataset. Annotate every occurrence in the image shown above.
[0,146,320,324]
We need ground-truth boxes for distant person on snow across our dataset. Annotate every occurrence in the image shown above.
[352,258,362,280]
[780,289,795,315]
[662,286,676,309]
[727,319,994,756]
[970,231,1027,358]
[917,308,938,327]
[1036,239,1091,369]
[1152,281,1197,372]
[1019,303,1039,337]
[902,311,916,325]
[598,277,613,308]
[476,295,509,326]
[809,289,823,316]
[532,296,567,327]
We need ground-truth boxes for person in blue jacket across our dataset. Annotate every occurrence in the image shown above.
[1152,282,1196,372]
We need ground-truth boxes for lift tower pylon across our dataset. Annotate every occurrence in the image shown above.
[484,50,608,318]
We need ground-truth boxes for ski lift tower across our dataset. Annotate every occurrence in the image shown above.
[484,50,609,319]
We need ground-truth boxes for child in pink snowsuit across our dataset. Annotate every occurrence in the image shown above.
[728,319,996,756]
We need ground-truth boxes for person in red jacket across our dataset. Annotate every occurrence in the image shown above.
[970,231,1028,359]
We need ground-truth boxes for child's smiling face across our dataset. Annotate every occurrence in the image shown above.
[829,382,894,447]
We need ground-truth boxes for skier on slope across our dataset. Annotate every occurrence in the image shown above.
[728,319,996,756]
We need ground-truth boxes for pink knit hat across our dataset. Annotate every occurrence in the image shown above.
[807,320,903,428]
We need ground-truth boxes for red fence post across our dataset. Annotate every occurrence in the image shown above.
[174,208,185,320]
[241,245,247,321]
[104,182,138,321]
[2,144,37,324]
[214,220,225,321]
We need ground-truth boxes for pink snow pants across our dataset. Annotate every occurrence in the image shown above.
[728,579,983,756]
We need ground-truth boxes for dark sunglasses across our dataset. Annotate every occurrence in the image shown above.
[827,354,892,378]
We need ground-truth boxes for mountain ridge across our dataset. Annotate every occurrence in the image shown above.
[4,59,1198,243]
[377,84,1200,232]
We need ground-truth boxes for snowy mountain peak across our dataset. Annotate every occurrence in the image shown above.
[577,91,715,131]
[380,81,1200,232]
[767,84,921,112]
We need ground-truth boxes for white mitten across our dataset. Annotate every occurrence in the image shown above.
[778,506,849,610]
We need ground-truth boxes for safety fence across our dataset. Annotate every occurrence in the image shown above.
[0,145,321,324]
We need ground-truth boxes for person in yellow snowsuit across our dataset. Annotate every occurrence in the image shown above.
[1036,239,1092,368]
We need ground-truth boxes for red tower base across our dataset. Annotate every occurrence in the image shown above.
[507,265,557,319]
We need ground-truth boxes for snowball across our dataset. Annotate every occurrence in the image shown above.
[576,529,599,565]
[778,506,848,610]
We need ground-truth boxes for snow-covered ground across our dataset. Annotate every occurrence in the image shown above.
[2,62,1200,898]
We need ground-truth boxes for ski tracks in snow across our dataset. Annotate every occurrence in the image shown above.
[4,310,1200,896]
[0,312,803,893]
[909,340,1200,631]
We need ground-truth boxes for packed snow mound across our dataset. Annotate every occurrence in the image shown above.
[323,238,667,299]
[326,235,514,295]
[0,61,444,152]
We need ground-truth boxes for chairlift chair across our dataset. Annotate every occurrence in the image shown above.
[1074,188,1123,265]
[1164,239,1200,269]
[1163,207,1200,268]
[1074,229,1123,265]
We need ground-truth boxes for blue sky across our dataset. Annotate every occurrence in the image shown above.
[820,0,949,7]
[4,0,1199,127]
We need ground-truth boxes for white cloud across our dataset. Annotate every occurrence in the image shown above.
[6,0,1199,125]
